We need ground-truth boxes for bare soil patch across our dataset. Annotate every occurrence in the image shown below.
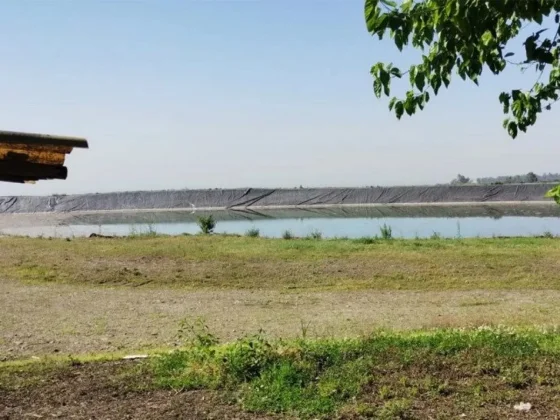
[2,278,560,360]
[0,361,277,419]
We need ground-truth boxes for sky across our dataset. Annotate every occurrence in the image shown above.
[0,0,558,196]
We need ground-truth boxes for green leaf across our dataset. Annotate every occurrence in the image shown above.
[504,52,515,57]
[404,96,415,115]
[499,92,510,113]
[373,79,383,98]
[395,31,404,51]
[388,97,397,111]
[431,74,442,94]
[507,121,518,139]
[481,31,493,46]
[395,101,404,119]
[442,73,450,88]
[379,69,391,95]
[364,0,380,32]
[535,13,543,25]
[545,185,560,204]
[390,67,402,78]
[414,71,425,91]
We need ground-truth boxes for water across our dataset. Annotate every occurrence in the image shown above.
[1,204,560,238]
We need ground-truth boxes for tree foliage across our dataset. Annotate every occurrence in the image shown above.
[365,0,560,139]
[451,174,470,185]
[365,0,560,202]
[526,171,539,183]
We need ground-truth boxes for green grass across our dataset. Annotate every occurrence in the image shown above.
[1,235,559,290]
[4,328,560,418]
[149,327,560,418]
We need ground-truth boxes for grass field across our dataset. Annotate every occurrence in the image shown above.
[3,328,560,418]
[2,235,560,290]
[2,235,560,418]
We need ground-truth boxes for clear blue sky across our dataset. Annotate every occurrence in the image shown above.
[0,0,557,196]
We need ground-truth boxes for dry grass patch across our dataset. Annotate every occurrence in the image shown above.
[1,236,559,291]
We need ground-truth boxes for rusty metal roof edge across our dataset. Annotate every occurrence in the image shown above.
[0,130,89,148]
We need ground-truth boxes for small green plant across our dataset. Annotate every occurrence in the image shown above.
[378,385,393,400]
[503,364,531,389]
[353,236,377,244]
[378,398,412,419]
[146,223,157,237]
[177,317,219,347]
[307,229,322,240]
[151,327,560,419]
[197,215,216,234]
[245,227,260,238]
[128,223,158,238]
[299,320,311,339]
[379,223,393,240]
[542,231,554,239]
[282,230,294,240]
[431,231,441,240]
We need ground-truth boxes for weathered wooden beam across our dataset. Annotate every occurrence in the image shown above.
[0,130,88,148]
[0,130,87,183]
[0,160,67,182]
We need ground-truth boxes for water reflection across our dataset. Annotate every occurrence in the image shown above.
[1,204,559,239]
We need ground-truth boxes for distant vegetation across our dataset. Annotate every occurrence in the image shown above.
[245,227,260,238]
[197,215,216,234]
[450,173,560,185]
[379,223,393,240]
[282,230,294,240]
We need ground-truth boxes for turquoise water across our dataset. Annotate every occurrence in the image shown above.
[4,212,560,238]
[98,216,560,238]
[2,205,559,238]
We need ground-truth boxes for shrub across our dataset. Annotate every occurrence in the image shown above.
[197,215,216,234]
[282,230,294,240]
[353,236,377,245]
[379,223,393,240]
[245,227,260,238]
[307,230,322,240]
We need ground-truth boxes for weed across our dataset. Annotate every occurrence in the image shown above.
[542,231,554,239]
[177,317,219,347]
[307,230,323,240]
[353,236,377,244]
[431,231,442,240]
[379,223,393,240]
[282,230,294,240]
[129,224,158,238]
[146,223,157,237]
[378,398,412,419]
[197,215,216,235]
[245,227,260,238]
[300,320,311,339]
[379,385,393,400]
[151,328,560,417]
[503,364,531,389]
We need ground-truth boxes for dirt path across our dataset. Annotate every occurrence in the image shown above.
[2,279,560,360]
[0,361,280,420]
